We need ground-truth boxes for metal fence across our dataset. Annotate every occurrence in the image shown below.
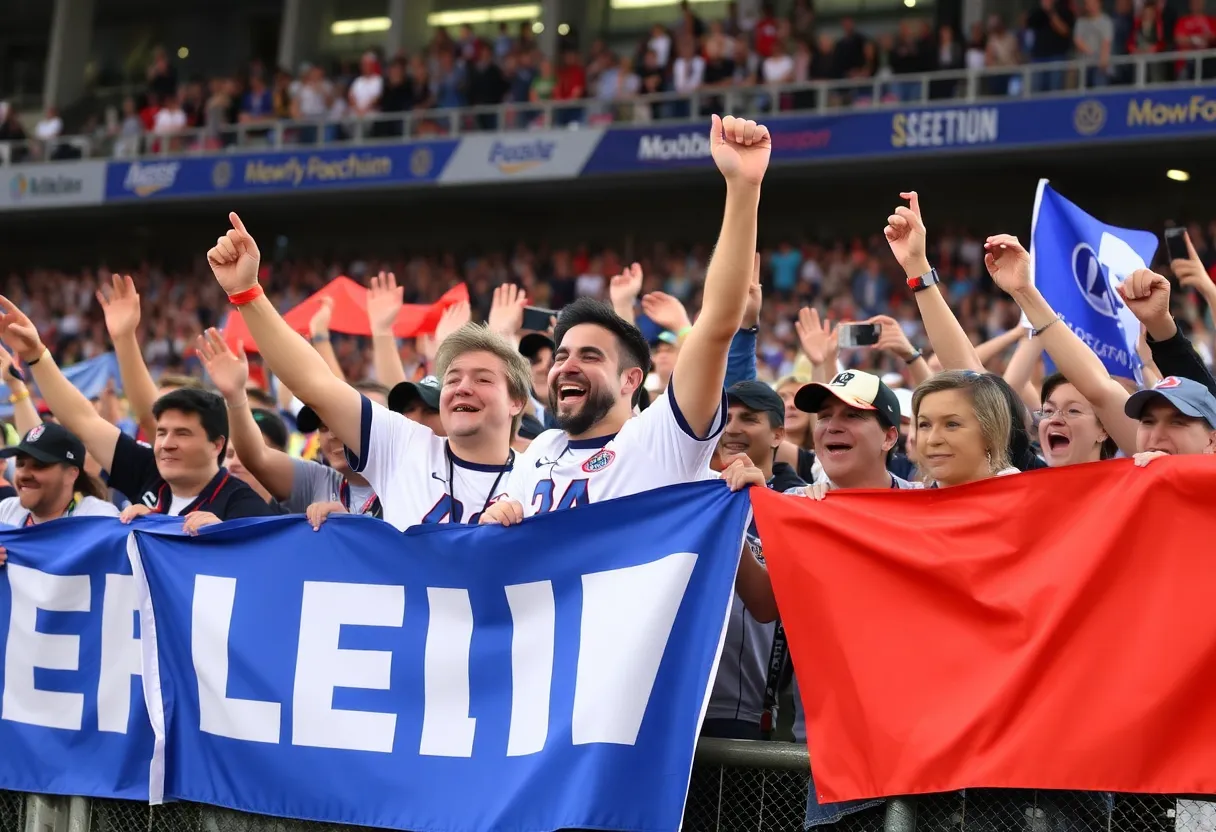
[4,740,1216,832]
[3,46,1216,166]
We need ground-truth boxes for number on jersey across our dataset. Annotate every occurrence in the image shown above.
[531,479,590,514]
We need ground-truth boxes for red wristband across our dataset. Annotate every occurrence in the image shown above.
[227,285,264,306]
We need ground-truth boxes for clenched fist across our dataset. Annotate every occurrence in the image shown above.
[207,212,261,296]
[1117,268,1172,335]
[710,115,771,189]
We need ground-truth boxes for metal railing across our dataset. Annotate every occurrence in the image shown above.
[2,47,1215,166]
[3,740,1216,832]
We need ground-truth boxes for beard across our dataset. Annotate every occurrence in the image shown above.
[551,385,617,436]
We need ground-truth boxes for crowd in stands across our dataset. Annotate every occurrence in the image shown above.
[7,214,1215,408]
[3,0,1214,161]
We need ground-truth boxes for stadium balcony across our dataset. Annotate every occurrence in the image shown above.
[1,47,1213,166]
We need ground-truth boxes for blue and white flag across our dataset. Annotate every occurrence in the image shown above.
[0,516,156,799]
[130,481,751,832]
[0,352,124,420]
[1029,180,1159,380]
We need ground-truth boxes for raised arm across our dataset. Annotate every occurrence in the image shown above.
[1003,334,1045,413]
[0,299,121,470]
[671,115,771,437]
[97,274,160,438]
[884,192,985,372]
[308,297,345,380]
[197,328,296,501]
[206,213,365,456]
[486,283,528,349]
[367,271,407,388]
[0,346,41,437]
[984,234,1137,454]
[608,263,643,325]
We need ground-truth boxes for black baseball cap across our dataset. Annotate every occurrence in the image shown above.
[251,407,288,451]
[389,375,441,413]
[0,423,86,468]
[795,370,901,429]
[519,333,555,362]
[295,405,323,434]
[726,380,786,427]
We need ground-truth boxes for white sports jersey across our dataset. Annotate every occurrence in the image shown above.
[504,387,726,514]
[346,396,514,531]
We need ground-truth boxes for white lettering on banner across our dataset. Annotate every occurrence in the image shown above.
[573,552,696,745]
[2,564,90,730]
[292,581,404,753]
[183,552,699,754]
[890,108,999,148]
[638,133,712,161]
[98,574,142,733]
[505,581,555,757]
[122,162,180,197]
[420,588,476,757]
[193,575,281,743]
[488,140,556,173]
[1065,319,1130,367]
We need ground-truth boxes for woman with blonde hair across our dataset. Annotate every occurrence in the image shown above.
[912,370,1020,487]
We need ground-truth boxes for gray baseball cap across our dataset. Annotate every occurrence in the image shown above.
[1124,376,1216,429]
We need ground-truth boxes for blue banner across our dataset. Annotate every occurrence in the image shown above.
[0,517,156,799]
[130,481,749,831]
[0,352,123,420]
[1029,180,1157,380]
[105,141,456,202]
[580,85,1216,174]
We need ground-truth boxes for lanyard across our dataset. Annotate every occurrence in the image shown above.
[339,479,381,517]
[24,494,79,527]
[446,444,512,521]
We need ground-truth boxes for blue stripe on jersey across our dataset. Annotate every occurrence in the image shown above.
[669,386,729,442]
[344,395,373,474]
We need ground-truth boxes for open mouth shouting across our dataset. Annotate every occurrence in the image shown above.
[1045,429,1071,454]
[821,440,854,457]
[554,375,589,409]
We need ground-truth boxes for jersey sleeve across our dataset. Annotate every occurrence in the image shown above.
[343,395,431,500]
[106,433,160,503]
[631,381,728,481]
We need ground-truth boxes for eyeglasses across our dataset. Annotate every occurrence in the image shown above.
[1035,406,1093,421]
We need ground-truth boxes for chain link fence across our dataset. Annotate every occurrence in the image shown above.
[4,741,1216,832]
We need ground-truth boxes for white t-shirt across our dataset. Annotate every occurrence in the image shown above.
[503,386,726,515]
[153,108,186,135]
[35,117,63,140]
[0,495,119,527]
[347,396,514,530]
[349,74,384,112]
[167,494,196,516]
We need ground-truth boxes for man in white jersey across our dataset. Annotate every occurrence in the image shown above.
[480,114,772,523]
[205,214,532,530]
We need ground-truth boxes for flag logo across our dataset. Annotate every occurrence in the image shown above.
[1071,243,1120,318]
[1156,376,1182,389]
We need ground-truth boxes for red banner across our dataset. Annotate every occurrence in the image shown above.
[750,457,1216,802]
[224,280,469,354]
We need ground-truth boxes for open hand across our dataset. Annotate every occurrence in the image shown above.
[0,297,45,363]
[983,234,1032,296]
[609,263,644,310]
[488,284,527,337]
[196,327,250,402]
[641,291,692,334]
[795,307,837,366]
[96,274,142,339]
[367,271,404,336]
[310,296,334,339]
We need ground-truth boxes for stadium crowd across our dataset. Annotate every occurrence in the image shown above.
[5,0,1215,159]
[0,114,1213,829]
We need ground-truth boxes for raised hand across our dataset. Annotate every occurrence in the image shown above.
[433,300,472,348]
[488,283,527,337]
[206,212,261,295]
[0,297,45,363]
[1171,232,1216,295]
[310,296,334,340]
[196,327,249,402]
[742,253,763,329]
[0,343,23,387]
[983,234,1032,296]
[868,314,917,361]
[884,191,929,275]
[1117,268,1171,328]
[609,263,644,309]
[641,291,692,334]
[709,114,772,189]
[795,307,837,366]
[96,274,142,339]
[367,271,404,336]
